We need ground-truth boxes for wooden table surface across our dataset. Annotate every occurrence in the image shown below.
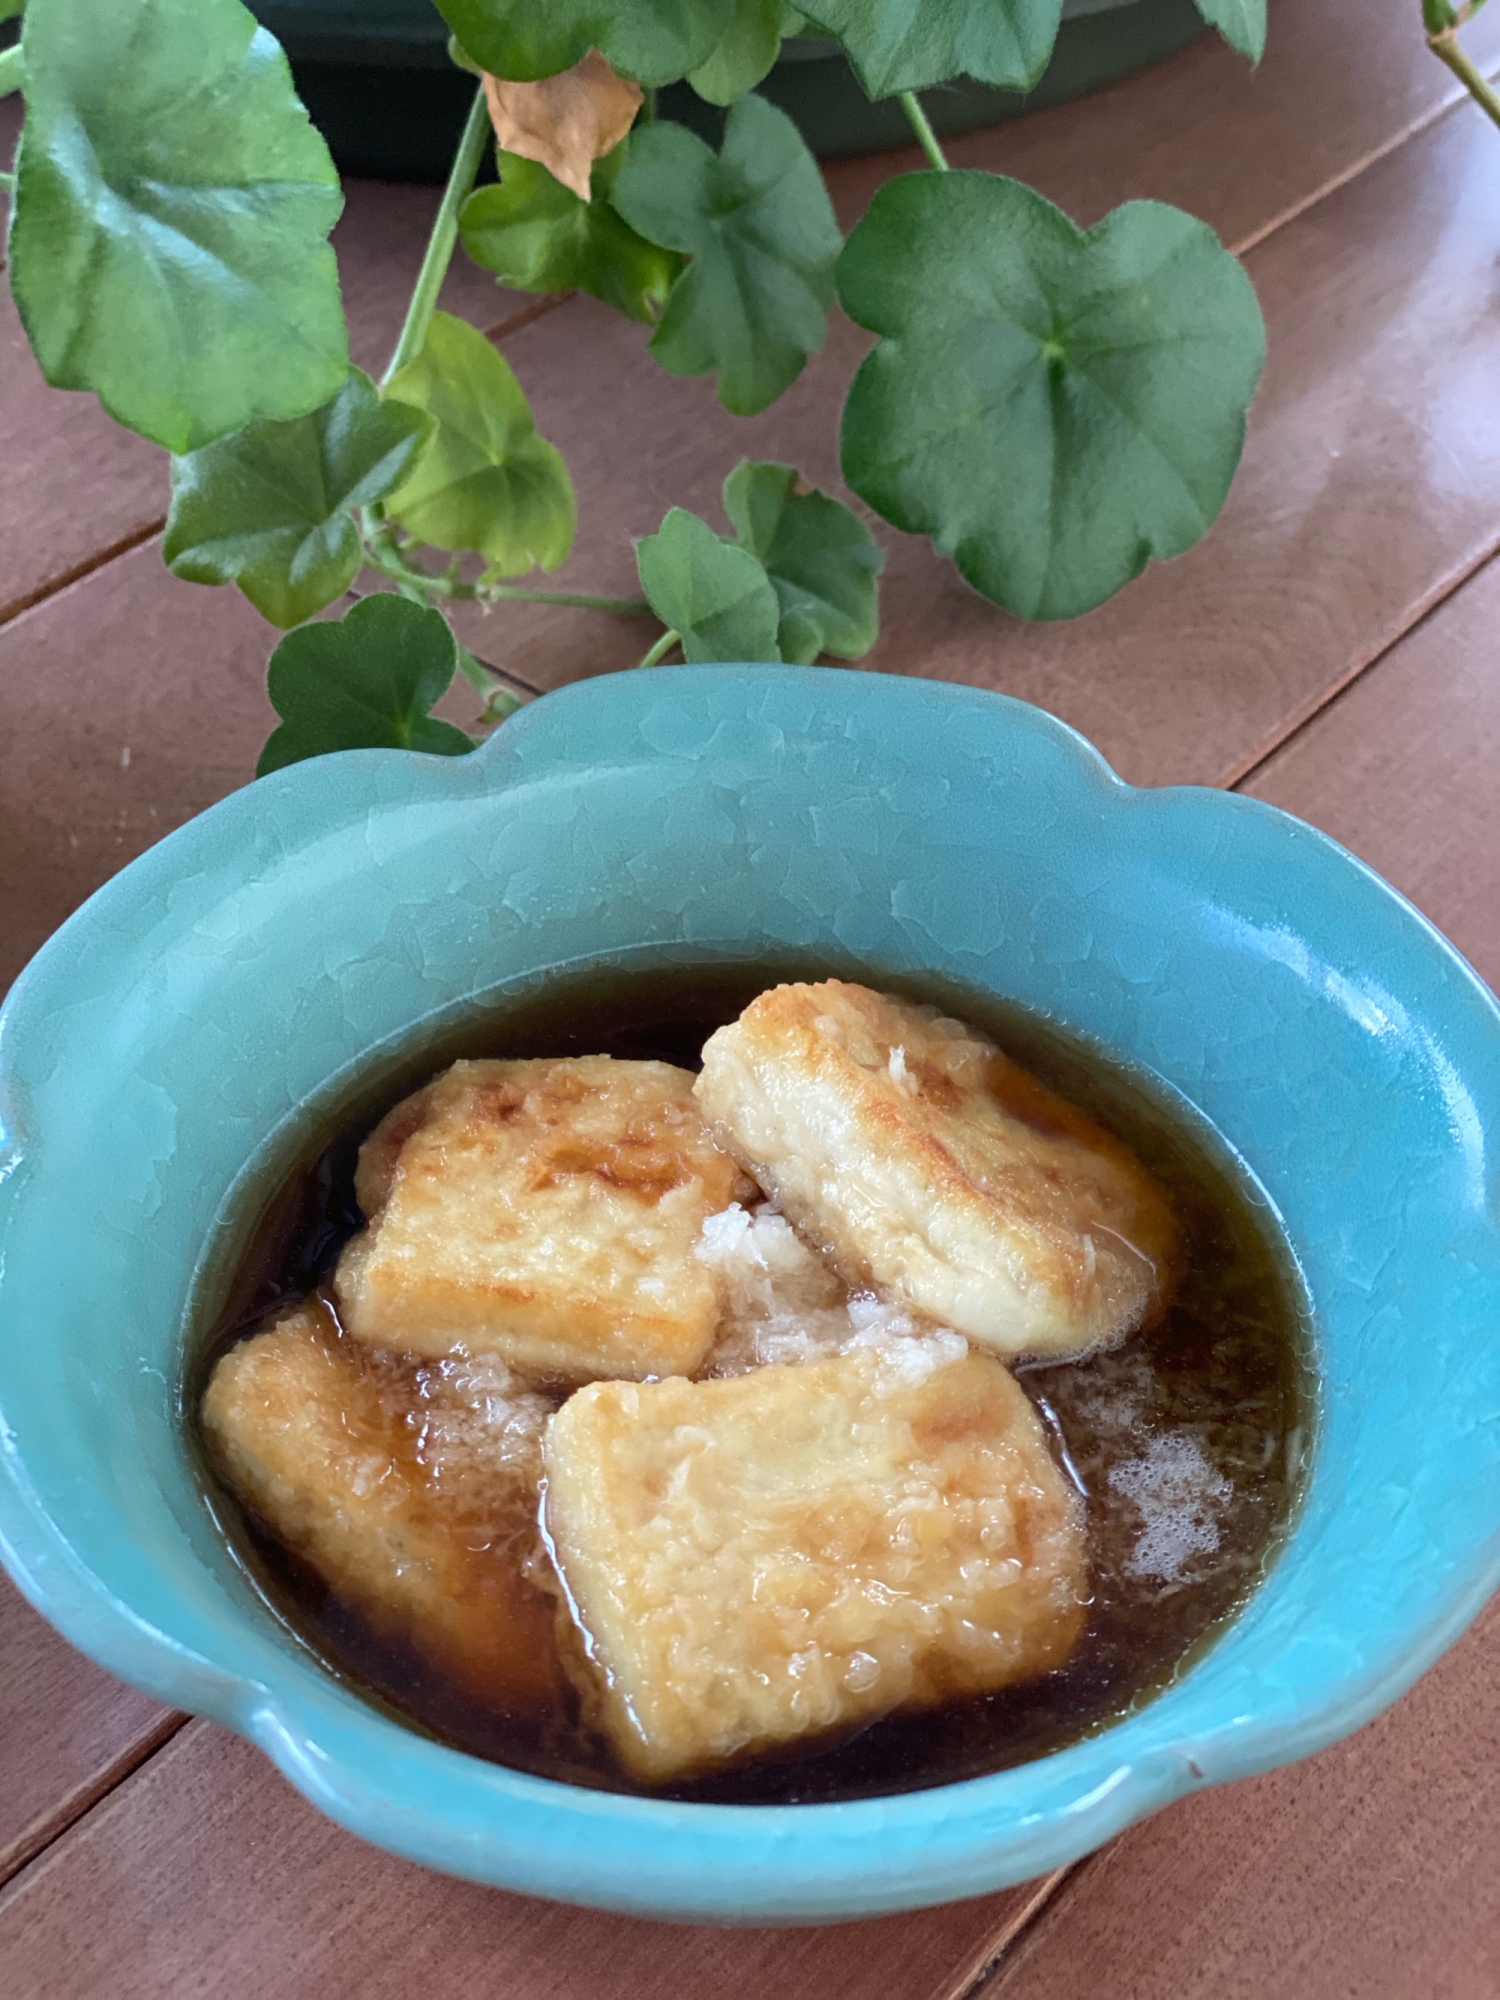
[2,3,1498,1993]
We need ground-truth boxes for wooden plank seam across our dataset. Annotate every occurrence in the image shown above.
[1217,528,1500,790]
[0,1710,189,1896]
[946,1872,1074,2000]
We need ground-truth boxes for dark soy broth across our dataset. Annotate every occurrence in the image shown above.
[189,959,1313,1804]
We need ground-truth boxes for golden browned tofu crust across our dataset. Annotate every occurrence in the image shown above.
[695,980,1176,1361]
[543,1345,1087,1783]
[335,1057,751,1381]
[201,1299,562,1714]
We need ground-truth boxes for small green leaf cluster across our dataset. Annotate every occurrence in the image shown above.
[461,89,842,419]
[163,369,433,627]
[636,460,883,665]
[258,596,478,776]
[459,141,682,324]
[3,0,1270,777]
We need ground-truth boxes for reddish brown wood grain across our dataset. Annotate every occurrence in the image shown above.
[0,547,507,996]
[0,1721,1054,2000]
[980,1600,1499,2000]
[0,288,166,621]
[0,546,282,992]
[0,1577,179,1889]
[1243,549,1500,990]
[1,86,19,176]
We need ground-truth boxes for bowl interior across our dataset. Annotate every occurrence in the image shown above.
[1,668,1496,1919]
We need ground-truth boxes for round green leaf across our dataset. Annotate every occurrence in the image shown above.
[381,311,577,575]
[723,459,882,663]
[688,0,786,105]
[636,507,782,662]
[434,0,722,84]
[610,94,842,416]
[459,142,682,325]
[796,0,1062,95]
[9,0,347,453]
[837,172,1266,622]
[163,369,434,628]
[1193,0,1266,63]
[258,596,476,775]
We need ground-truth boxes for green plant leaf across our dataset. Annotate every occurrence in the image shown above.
[381,310,576,574]
[435,0,722,84]
[459,140,681,323]
[688,0,786,105]
[723,460,882,662]
[610,94,841,416]
[9,0,347,453]
[258,596,476,775]
[837,172,1265,621]
[1193,0,1266,63]
[795,0,1062,95]
[636,507,782,661]
[163,369,433,627]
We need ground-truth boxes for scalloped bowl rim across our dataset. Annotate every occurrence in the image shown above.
[0,666,1496,1922]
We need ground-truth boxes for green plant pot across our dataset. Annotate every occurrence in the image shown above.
[250,0,1209,182]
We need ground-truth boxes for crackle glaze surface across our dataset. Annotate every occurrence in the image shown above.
[0,667,1496,1922]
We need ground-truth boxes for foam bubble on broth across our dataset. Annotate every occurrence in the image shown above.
[1027,1325,1283,1610]
[1110,1435,1233,1583]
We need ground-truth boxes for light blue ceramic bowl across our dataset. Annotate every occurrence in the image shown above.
[1,667,1496,1922]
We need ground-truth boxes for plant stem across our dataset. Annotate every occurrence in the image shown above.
[449,643,525,726]
[453,643,495,693]
[898,91,950,172]
[0,44,24,98]
[485,584,653,612]
[381,83,492,384]
[1427,21,1500,131]
[0,170,14,195]
[361,522,649,614]
[481,681,524,724]
[1423,1,1491,29]
[637,628,680,668]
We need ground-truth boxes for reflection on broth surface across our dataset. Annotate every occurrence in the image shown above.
[190,961,1312,1804]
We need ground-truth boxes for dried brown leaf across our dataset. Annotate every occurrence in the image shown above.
[483,51,643,203]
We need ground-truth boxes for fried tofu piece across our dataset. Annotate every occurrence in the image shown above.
[543,1344,1086,1783]
[201,1299,562,1714]
[695,981,1176,1362]
[335,1057,751,1381]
